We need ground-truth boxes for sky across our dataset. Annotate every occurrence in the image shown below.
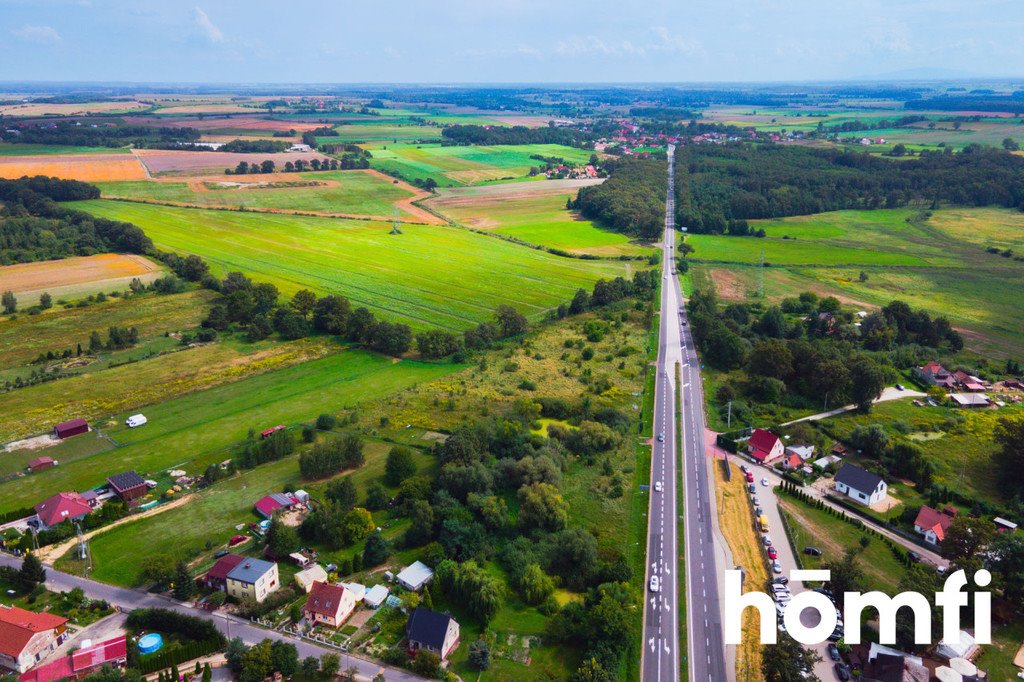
[2,0,1023,84]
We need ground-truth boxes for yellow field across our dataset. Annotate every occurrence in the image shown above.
[0,101,148,116]
[0,153,147,181]
[0,254,162,305]
[714,461,767,681]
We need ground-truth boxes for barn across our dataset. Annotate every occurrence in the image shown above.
[107,471,148,507]
[53,419,88,440]
[27,457,55,473]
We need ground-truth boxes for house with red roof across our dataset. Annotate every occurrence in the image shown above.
[913,506,956,545]
[33,493,92,531]
[302,581,356,628]
[915,361,955,389]
[254,493,298,519]
[781,452,803,471]
[748,429,784,465]
[0,605,68,673]
[20,635,126,682]
[26,458,54,474]
[204,554,245,590]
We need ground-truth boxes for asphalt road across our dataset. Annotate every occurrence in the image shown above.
[642,145,727,682]
[0,554,419,682]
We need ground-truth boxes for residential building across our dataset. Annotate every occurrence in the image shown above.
[0,605,68,673]
[396,561,434,592]
[294,565,328,593]
[20,635,126,682]
[254,493,298,519]
[204,554,244,590]
[785,444,815,461]
[303,581,356,628]
[781,452,803,471]
[933,630,980,661]
[915,362,955,389]
[106,471,147,507]
[748,429,784,465]
[406,607,460,661]
[912,506,956,545]
[950,393,990,408]
[834,463,887,506]
[33,492,92,531]
[225,558,279,603]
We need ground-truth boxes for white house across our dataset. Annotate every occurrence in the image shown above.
[834,463,887,506]
[302,581,357,629]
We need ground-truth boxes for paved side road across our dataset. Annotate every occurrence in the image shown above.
[0,555,420,682]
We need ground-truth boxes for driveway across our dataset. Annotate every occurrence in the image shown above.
[0,555,421,682]
[779,387,926,427]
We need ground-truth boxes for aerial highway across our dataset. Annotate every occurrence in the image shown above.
[642,145,728,682]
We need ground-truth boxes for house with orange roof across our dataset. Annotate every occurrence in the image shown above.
[0,605,68,672]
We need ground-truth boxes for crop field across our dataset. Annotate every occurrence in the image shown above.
[0,101,149,116]
[74,200,630,331]
[0,254,164,306]
[120,116,324,133]
[326,123,444,143]
[0,349,458,514]
[367,143,597,187]
[426,179,655,256]
[131,148,331,176]
[0,144,127,156]
[687,208,1024,356]
[0,152,147,181]
[0,289,213,371]
[97,169,436,221]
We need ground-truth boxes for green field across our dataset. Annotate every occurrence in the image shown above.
[73,200,629,331]
[326,124,443,143]
[0,144,130,156]
[97,171,422,218]
[426,182,654,257]
[688,208,1024,356]
[0,350,458,515]
[366,143,597,187]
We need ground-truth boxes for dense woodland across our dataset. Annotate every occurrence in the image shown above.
[568,156,666,239]
[440,124,594,148]
[0,122,199,148]
[0,176,152,264]
[674,143,1024,233]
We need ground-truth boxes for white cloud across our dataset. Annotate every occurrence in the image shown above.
[193,7,223,43]
[11,25,62,45]
[650,26,700,55]
[554,35,645,57]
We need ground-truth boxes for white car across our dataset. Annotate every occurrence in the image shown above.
[657,432,665,442]
[763,536,773,546]
[761,478,769,487]
[654,481,664,493]
[772,560,783,574]
[649,575,661,593]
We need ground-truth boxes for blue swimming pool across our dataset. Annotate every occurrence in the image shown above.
[138,633,163,654]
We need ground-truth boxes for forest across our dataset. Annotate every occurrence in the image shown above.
[0,176,152,264]
[440,124,594,148]
[674,142,1024,233]
[0,122,200,148]
[568,156,666,239]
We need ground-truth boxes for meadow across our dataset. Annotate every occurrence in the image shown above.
[687,208,1024,356]
[426,180,655,256]
[97,170,430,221]
[0,288,213,371]
[367,143,597,187]
[0,349,458,515]
[325,124,444,143]
[73,200,630,331]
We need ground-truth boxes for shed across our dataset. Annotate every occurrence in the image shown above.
[950,393,990,408]
[934,630,980,661]
[340,582,366,601]
[397,561,434,592]
[294,565,328,593]
[53,419,88,440]
[107,471,147,506]
[27,457,55,473]
[364,584,389,608]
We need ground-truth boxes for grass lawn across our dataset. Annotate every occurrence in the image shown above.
[0,144,131,156]
[687,207,1024,357]
[976,618,1024,682]
[367,143,597,187]
[97,170,422,219]
[73,200,629,332]
[777,493,907,593]
[0,349,459,515]
[0,289,213,371]
[426,182,654,257]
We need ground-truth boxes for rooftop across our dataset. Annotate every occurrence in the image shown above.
[227,558,276,584]
[107,470,146,492]
[835,463,884,493]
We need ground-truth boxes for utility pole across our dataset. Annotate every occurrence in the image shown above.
[757,249,766,298]
[390,205,402,235]
[727,400,732,428]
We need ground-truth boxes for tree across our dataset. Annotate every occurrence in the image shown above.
[404,499,436,547]
[201,664,211,682]
[544,528,600,590]
[1003,137,1020,152]
[569,289,590,315]
[270,640,298,677]
[290,289,317,318]
[848,424,890,459]
[748,339,793,381]
[994,412,1024,497]
[300,656,320,679]
[942,516,996,574]
[823,548,865,612]
[225,638,248,674]
[468,639,491,671]
[325,476,358,510]
[704,326,749,370]
[495,304,528,337]
[18,553,45,589]
[266,514,300,558]
[1,290,16,314]
[412,650,441,677]
[172,561,195,600]
[239,640,273,682]
[415,330,462,359]
[384,446,417,486]
[848,356,885,411]
[762,631,822,681]
[365,482,389,510]
[312,295,352,335]
[363,529,391,567]
[319,653,340,678]
[518,482,568,532]
[39,292,52,309]
[518,563,555,605]
[341,508,374,546]
[987,532,1024,609]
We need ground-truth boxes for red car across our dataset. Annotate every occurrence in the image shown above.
[768,547,778,560]
[228,534,249,547]
[745,471,755,483]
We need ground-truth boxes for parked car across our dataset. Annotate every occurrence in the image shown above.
[827,643,840,661]
[755,507,764,516]
[762,536,772,546]
[745,471,755,483]
[740,465,748,473]
[804,546,822,556]
[908,550,921,563]
[834,663,851,680]
[649,575,661,593]
[772,576,789,585]
[771,560,782,574]
[751,496,759,506]
[748,484,756,493]
[768,547,778,560]
[761,478,769,487]
[214,549,229,558]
